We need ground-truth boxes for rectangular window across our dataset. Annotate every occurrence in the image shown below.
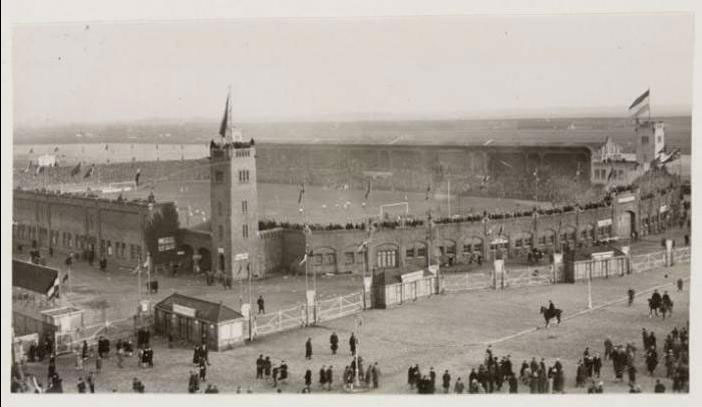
[405,248,414,258]
[345,252,355,265]
[641,136,649,145]
[325,253,336,265]
[215,171,224,183]
[376,250,398,268]
[417,246,427,257]
[218,201,223,216]
[515,239,523,248]
[463,244,471,253]
[446,245,456,255]
[242,224,249,239]
[241,200,248,214]
[538,236,547,245]
[218,225,224,240]
[314,254,323,265]
[107,240,112,256]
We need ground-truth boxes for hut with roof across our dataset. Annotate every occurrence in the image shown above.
[154,293,244,351]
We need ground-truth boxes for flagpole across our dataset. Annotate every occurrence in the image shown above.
[447,179,451,219]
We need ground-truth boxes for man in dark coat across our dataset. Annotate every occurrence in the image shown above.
[442,370,451,393]
[508,373,518,393]
[256,354,264,379]
[264,356,272,379]
[305,337,313,360]
[304,369,312,391]
[325,365,333,391]
[408,365,416,389]
[429,367,436,393]
[257,295,265,314]
[628,288,635,306]
[654,379,666,393]
[330,332,339,355]
[319,365,327,388]
[349,333,357,356]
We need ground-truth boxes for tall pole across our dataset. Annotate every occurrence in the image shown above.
[137,253,142,299]
[447,179,451,219]
[587,263,593,309]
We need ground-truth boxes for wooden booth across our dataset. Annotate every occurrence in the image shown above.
[154,293,244,351]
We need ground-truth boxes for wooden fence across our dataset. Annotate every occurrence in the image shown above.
[378,276,437,308]
[567,256,629,282]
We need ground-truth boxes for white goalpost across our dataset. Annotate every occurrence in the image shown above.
[379,202,409,219]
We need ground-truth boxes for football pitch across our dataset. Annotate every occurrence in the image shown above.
[116,180,546,225]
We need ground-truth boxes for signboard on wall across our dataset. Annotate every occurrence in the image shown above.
[401,270,424,283]
[173,304,196,318]
[591,251,614,261]
[234,252,249,261]
[157,236,176,252]
[597,218,612,227]
[618,195,635,204]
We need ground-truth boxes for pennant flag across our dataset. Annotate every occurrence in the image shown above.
[364,178,372,200]
[628,89,650,110]
[70,162,82,177]
[299,253,307,266]
[425,184,432,200]
[84,164,95,178]
[135,168,142,186]
[498,224,504,236]
[298,184,305,205]
[628,89,650,117]
[219,93,230,138]
[46,276,61,300]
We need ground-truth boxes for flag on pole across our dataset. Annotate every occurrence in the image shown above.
[70,162,82,177]
[498,224,504,236]
[357,240,368,253]
[46,276,61,300]
[628,89,650,117]
[607,168,616,181]
[24,161,32,173]
[84,164,95,178]
[298,184,305,205]
[219,92,230,138]
[425,183,432,200]
[135,168,142,186]
[364,178,372,200]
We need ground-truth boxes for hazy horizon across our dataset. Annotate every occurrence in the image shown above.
[13,14,694,128]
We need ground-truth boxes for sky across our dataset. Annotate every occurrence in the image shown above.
[12,14,694,126]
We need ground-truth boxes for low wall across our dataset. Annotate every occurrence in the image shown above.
[630,250,667,273]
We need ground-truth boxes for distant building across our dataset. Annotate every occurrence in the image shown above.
[590,136,640,187]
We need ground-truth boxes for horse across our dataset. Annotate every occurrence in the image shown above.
[660,299,674,320]
[540,306,562,328]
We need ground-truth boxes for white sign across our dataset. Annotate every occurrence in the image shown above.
[218,247,224,254]
[659,205,668,213]
[157,236,176,252]
[597,218,612,227]
[173,304,196,318]
[363,276,373,291]
[591,251,614,260]
[618,195,635,204]
[491,237,509,245]
[401,270,424,283]
[234,252,249,261]
[241,304,251,321]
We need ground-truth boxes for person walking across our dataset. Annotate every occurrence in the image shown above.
[654,379,666,393]
[325,365,333,391]
[442,370,451,393]
[330,332,339,355]
[304,369,312,392]
[349,333,357,356]
[77,377,87,393]
[627,288,635,306]
[257,295,265,314]
[256,355,264,379]
[454,377,465,394]
[372,363,380,389]
[87,372,95,393]
[319,365,326,389]
[305,338,313,360]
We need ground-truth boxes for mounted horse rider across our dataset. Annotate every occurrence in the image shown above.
[540,300,562,328]
[649,289,663,317]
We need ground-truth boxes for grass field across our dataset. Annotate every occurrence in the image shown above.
[115,179,547,225]
[20,260,689,394]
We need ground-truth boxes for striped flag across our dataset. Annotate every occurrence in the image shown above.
[84,164,95,178]
[70,162,82,177]
[628,89,650,117]
[46,276,60,300]
[298,184,305,205]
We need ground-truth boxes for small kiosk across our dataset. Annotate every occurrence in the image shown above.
[154,293,244,351]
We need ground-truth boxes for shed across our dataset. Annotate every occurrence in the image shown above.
[154,293,244,351]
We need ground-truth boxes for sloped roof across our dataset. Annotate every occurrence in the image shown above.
[155,293,242,323]
[13,259,58,295]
